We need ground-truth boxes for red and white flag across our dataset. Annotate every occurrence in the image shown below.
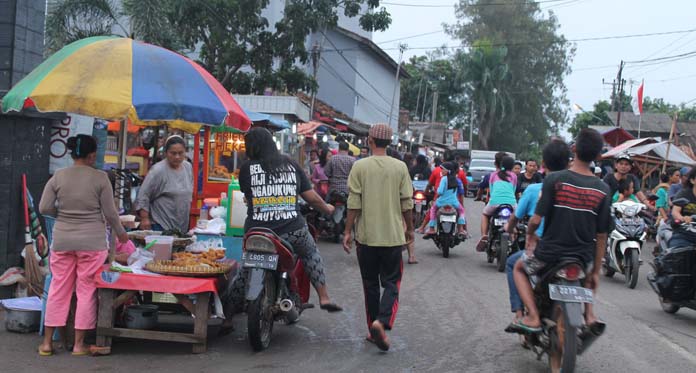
[632,80,644,115]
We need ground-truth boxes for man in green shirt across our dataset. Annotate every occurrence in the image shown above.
[343,123,414,352]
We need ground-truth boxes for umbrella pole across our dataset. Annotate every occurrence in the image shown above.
[118,120,128,210]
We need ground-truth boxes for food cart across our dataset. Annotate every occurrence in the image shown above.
[1,36,252,354]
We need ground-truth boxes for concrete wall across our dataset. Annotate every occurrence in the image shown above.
[0,0,45,91]
[311,31,359,119]
[0,0,52,279]
[353,46,399,128]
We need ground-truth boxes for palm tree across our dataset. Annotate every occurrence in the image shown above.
[458,41,511,150]
[45,0,180,55]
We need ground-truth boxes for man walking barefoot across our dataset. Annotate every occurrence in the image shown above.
[343,123,414,352]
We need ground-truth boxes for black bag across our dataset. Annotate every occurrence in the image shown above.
[654,246,696,301]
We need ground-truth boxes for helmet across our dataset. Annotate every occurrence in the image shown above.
[616,152,632,163]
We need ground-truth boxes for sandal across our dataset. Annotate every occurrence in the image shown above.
[476,236,489,252]
[319,303,343,313]
[369,321,390,351]
[38,347,53,357]
[408,258,419,264]
[504,319,542,334]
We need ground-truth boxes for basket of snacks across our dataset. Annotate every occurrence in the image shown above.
[145,249,231,277]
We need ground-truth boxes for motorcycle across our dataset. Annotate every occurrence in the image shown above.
[520,259,605,373]
[513,218,529,253]
[486,204,517,272]
[603,200,647,289]
[647,215,696,315]
[412,177,430,228]
[432,205,464,258]
[241,228,313,351]
[306,190,347,243]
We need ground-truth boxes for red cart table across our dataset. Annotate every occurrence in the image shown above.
[94,266,233,354]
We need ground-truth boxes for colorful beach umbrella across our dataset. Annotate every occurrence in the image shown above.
[1,36,251,133]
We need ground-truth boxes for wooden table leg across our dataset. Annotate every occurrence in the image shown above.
[96,288,115,353]
[192,292,210,354]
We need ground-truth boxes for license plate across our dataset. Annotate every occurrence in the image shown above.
[415,204,423,213]
[242,252,279,270]
[549,284,593,304]
[440,215,456,223]
[415,200,426,205]
[494,218,507,226]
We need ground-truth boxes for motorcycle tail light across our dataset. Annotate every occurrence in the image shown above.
[415,192,425,200]
[500,208,512,217]
[441,206,455,213]
[319,182,329,195]
[556,264,585,281]
[245,235,277,253]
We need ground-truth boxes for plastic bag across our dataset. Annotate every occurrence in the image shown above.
[210,206,227,219]
[127,248,156,270]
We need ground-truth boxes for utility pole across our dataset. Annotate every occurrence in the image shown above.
[431,91,439,123]
[414,74,424,121]
[309,42,320,118]
[421,83,429,122]
[469,100,474,153]
[388,43,407,131]
[615,60,625,128]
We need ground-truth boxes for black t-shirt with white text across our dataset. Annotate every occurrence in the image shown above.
[535,170,611,264]
[238,159,312,235]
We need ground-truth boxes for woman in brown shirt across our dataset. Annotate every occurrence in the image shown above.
[38,134,128,356]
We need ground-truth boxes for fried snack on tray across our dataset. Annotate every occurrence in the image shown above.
[172,249,226,268]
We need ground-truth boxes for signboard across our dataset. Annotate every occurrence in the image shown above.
[457,141,470,150]
[49,114,95,174]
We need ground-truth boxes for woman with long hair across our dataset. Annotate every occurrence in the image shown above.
[476,156,518,252]
[237,128,342,311]
[410,154,432,180]
[423,162,467,238]
[39,135,128,356]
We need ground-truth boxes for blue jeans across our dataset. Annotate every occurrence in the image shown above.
[506,250,524,313]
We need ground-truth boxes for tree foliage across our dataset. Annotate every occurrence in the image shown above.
[45,0,391,93]
[446,0,575,154]
[568,100,612,139]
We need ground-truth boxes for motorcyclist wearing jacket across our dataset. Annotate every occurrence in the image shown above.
[669,167,696,248]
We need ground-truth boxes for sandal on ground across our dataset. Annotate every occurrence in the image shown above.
[38,347,53,357]
[369,321,390,351]
[415,228,425,234]
[408,258,419,264]
[504,319,542,334]
[476,236,489,252]
[319,303,343,312]
[88,345,111,356]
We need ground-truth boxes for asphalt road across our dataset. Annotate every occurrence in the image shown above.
[2,198,696,372]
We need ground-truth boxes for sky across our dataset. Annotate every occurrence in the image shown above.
[371,0,696,125]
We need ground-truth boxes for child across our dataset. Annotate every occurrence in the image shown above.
[477,156,518,252]
[612,177,638,203]
[424,162,467,238]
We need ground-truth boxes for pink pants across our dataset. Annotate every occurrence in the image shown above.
[45,250,108,330]
[429,203,466,226]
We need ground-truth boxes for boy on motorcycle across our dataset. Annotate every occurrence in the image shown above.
[668,167,696,248]
[423,162,467,238]
[510,128,611,333]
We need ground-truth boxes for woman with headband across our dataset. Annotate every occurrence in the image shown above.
[136,135,193,233]
[38,134,128,356]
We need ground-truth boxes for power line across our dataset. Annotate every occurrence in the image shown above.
[320,30,393,106]
[381,0,568,7]
[624,49,696,65]
[324,27,696,52]
[377,30,444,45]
[320,57,392,118]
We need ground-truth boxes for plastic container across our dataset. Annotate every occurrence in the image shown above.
[200,205,209,220]
[226,177,245,237]
[125,304,159,330]
[144,235,174,261]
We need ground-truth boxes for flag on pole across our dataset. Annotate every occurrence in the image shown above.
[632,80,644,115]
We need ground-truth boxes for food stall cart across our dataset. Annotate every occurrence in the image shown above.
[1,36,252,354]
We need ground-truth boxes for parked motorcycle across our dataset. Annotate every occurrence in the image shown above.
[603,200,647,289]
[432,206,464,258]
[647,215,696,315]
[486,204,517,272]
[241,228,313,351]
[519,260,605,373]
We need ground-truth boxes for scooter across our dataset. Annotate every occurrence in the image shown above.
[486,204,517,272]
[603,200,646,289]
[242,228,313,351]
[647,214,696,315]
[431,206,464,258]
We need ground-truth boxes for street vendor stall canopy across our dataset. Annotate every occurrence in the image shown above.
[1,36,251,133]
[603,138,696,166]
